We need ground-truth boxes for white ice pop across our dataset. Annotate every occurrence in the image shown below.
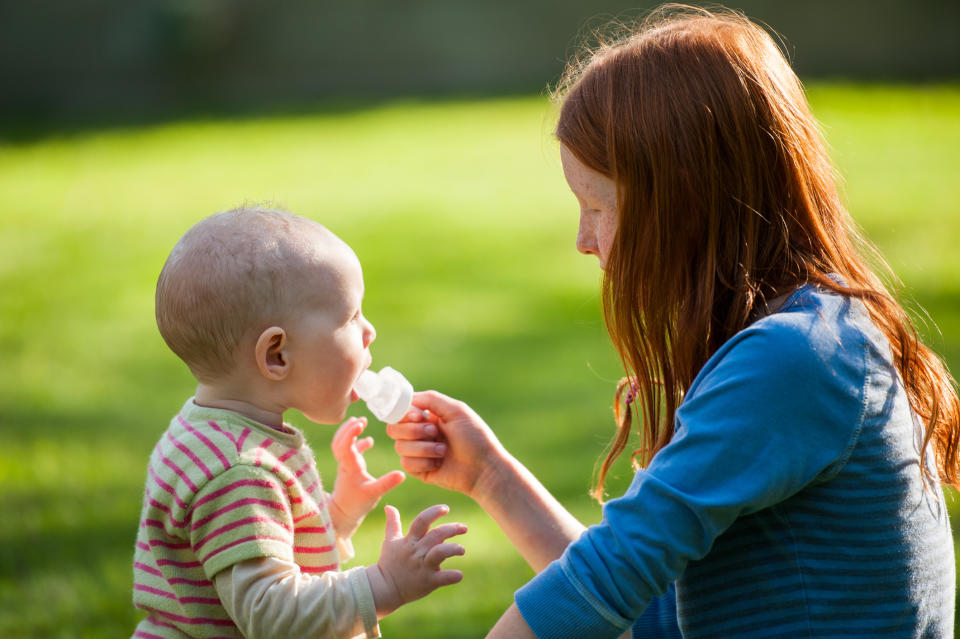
[354,366,414,423]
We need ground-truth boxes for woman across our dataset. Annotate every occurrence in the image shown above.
[389,6,959,637]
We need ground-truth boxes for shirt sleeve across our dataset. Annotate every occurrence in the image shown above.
[516,318,869,638]
[190,464,297,578]
[214,556,380,639]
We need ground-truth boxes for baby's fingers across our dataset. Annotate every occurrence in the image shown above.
[383,505,403,541]
[408,504,450,539]
[419,522,467,549]
[425,542,466,569]
[429,568,464,588]
[331,417,366,460]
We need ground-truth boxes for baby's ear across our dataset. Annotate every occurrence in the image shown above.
[255,327,289,380]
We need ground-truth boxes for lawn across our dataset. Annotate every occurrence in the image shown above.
[1,85,958,637]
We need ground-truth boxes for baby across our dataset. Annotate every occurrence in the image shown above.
[133,206,465,638]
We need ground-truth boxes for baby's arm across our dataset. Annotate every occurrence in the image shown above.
[329,417,405,547]
[214,504,465,638]
[215,557,378,639]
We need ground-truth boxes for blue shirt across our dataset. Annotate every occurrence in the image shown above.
[516,285,955,638]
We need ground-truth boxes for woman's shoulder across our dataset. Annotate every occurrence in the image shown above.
[688,285,884,415]
[718,285,878,375]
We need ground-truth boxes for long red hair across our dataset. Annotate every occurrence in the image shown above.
[553,5,960,501]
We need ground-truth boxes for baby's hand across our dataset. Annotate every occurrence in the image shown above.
[365,504,466,617]
[330,417,406,540]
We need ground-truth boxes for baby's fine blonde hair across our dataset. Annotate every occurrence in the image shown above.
[156,205,337,382]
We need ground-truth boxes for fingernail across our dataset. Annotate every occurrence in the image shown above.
[434,443,446,455]
[424,424,438,437]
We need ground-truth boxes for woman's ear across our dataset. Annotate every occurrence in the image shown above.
[255,327,289,380]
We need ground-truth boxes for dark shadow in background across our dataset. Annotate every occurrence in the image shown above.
[2,0,958,141]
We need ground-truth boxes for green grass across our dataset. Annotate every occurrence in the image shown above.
[1,85,959,637]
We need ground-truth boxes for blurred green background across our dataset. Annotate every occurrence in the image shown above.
[1,2,959,638]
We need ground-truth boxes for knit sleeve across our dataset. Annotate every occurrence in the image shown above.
[215,556,379,639]
[189,464,296,579]
[516,316,869,637]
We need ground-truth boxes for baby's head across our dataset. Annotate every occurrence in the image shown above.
[156,206,376,423]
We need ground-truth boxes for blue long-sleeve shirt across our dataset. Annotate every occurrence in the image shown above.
[516,285,955,638]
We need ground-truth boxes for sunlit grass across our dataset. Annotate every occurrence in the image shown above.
[1,85,958,637]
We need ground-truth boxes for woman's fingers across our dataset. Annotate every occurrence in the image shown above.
[399,456,441,475]
[386,420,438,442]
[394,439,446,459]
[410,390,467,422]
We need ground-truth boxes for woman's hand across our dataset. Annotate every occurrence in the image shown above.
[386,390,506,500]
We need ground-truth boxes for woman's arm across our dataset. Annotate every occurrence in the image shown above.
[488,603,538,638]
[388,390,585,572]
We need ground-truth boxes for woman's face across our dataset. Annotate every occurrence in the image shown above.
[560,145,619,270]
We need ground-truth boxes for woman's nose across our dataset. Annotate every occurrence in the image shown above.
[576,214,598,256]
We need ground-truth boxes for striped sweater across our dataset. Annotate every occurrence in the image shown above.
[517,285,955,637]
[132,399,361,638]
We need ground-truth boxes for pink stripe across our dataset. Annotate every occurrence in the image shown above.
[147,498,187,528]
[148,538,191,550]
[200,534,292,563]
[135,583,221,607]
[169,575,214,587]
[148,464,190,510]
[167,429,213,480]
[191,497,288,531]
[192,478,282,511]
[158,451,198,493]
[134,631,164,639]
[278,448,298,463]
[135,562,211,587]
[236,427,251,451]
[302,563,338,574]
[304,478,320,495]
[293,510,320,524]
[206,420,239,451]
[178,415,232,471]
[134,562,163,577]
[135,583,176,600]
[143,615,179,630]
[294,545,335,553]
[294,462,311,478]
[137,541,150,552]
[157,557,202,569]
[254,437,274,467]
[194,515,292,551]
[296,525,328,534]
[142,616,235,639]
[149,608,236,627]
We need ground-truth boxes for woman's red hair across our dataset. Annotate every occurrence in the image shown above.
[553,5,960,501]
